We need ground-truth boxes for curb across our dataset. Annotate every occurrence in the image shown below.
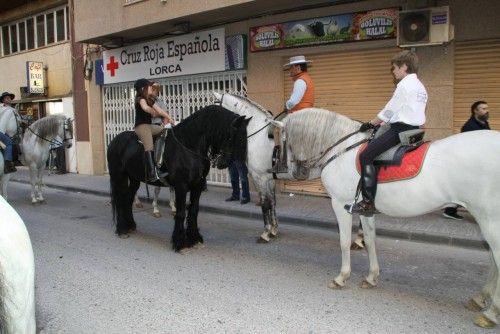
[11,178,487,250]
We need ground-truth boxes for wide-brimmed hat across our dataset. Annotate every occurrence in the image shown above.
[283,55,312,69]
[133,78,153,91]
[0,91,15,102]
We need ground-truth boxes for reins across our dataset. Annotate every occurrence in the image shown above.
[167,125,223,167]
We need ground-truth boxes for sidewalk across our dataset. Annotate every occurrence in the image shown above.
[10,167,485,249]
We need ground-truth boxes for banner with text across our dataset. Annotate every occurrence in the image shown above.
[26,61,45,94]
[103,28,225,84]
[250,8,398,52]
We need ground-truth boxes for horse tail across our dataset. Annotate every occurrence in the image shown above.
[0,263,8,333]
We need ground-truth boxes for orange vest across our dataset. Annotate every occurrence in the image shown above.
[290,71,315,112]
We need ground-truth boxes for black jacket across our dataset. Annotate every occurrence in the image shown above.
[461,116,490,132]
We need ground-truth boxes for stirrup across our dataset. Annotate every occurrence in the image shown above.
[345,200,378,216]
[267,163,288,174]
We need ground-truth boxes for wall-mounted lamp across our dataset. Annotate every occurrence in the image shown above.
[168,22,190,35]
[102,37,124,49]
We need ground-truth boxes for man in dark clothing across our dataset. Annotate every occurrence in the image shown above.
[443,100,490,220]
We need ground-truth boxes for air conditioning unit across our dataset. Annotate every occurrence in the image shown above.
[398,6,454,47]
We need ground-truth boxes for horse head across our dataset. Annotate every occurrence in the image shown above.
[213,115,251,169]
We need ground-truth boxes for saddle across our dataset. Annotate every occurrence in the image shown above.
[356,125,430,183]
[372,125,425,166]
[134,128,169,167]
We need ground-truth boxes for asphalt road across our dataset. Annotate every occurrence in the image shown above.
[5,182,493,334]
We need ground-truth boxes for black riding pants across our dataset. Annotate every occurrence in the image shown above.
[360,122,420,166]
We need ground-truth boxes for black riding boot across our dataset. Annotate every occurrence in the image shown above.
[145,151,159,182]
[4,160,17,174]
[350,164,378,215]
[267,144,288,174]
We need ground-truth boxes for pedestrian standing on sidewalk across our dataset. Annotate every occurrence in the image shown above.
[443,100,490,220]
[225,159,251,204]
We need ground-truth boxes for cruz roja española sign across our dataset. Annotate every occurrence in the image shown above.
[103,28,225,84]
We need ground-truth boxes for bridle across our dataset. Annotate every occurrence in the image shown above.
[215,93,285,139]
[27,117,74,147]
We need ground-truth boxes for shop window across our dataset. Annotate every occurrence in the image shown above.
[27,18,34,50]
[10,24,17,53]
[19,21,26,51]
[1,5,69,57]
[36,15,45,47]
[2,26,9,55]
[46,13,54,44]
[56,9,65,41]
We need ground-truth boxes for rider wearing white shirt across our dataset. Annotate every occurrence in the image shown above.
[349,50,428,215]
[377,73,427,126]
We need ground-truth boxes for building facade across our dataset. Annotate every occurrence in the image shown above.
[0,0,81,172]
[71,0,499,193]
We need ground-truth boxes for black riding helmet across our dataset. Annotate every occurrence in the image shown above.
[134,78,152,92]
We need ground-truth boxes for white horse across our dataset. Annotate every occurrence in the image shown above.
[213,92,301,242]
[0,105,23,200]
[282,108,500,328]
[21,115,73,204]
[0,194,36,333]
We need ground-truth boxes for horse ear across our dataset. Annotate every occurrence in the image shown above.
[244,116,252,126]
[231,115,245,129]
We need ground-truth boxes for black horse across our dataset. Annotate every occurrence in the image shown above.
[107,105,250,251]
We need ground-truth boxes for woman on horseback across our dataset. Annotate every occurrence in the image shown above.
[133,78,174,182]
[349,50,428,215]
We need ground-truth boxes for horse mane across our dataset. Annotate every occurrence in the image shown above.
[174,105,247,160]
[27,114,66,139]
[225,93,272,117]
[284,108,360,160]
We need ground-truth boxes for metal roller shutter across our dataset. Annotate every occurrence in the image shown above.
[283,47,400,195]
[454,39,500,133]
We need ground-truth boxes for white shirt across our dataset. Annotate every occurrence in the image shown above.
[286,79,307,110]
[377,73,427,126]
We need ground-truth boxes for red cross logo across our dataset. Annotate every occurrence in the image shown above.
[106,56,119,77]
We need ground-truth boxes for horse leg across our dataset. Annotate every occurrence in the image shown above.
[126,179,140,232]
[186,186,203,247]
[169,187,176,214]
[351,220,365,250]
[268,180,279,238]
[28,164,38,204]
[359,215,380,288]
[259,196,273,242]
[171,186,188,251]
[133,193,143,208]
[258,178,276,242]
[328,199,353,289]
[152,186,162,218]
[36,166,45,203]
[474,222,500,328]
[466,250,497,312]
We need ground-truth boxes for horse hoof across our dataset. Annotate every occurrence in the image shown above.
[118,233,130,239]
[258,232,270,243]
[360,279,376,289]
[474,314,496,328]
[153,212,162,218]
[134,202,143,208]
[350,240,365,250]
[328,279,344,290]
[178,247,192,255]
[193,242,205,249]
[171,211,176,216]
[465,298,484,312]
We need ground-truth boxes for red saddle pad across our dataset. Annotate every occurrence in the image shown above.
[355,142,431,183]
